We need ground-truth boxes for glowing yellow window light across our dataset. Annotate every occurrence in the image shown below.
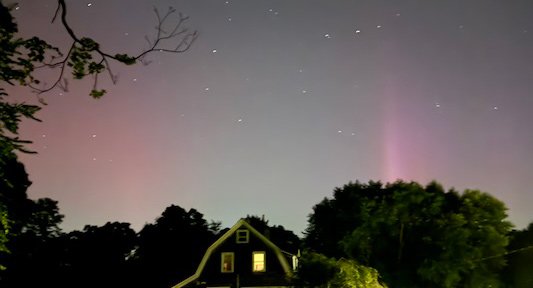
[253,251,266,272]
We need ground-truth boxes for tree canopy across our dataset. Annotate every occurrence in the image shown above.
[0,1,197,274]
[305,180,513,288]
[501,223,533,288]
[0,1,196,158]
[296,251,386,288]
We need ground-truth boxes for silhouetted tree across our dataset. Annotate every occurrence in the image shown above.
[132,205,217,288]
[244,215,301,253]
[0,155,33,274]
[295,251,337,287]
[61,222,137,288]
[0,196,65,287]
[0,155,32,230]
[295,251,385,288]
[25,198,64,238]
[1,1,197,273]
[305,180,512,288]
[0,204,8,271]
[1,1,197,156]
[502,222,533,288]
[304,180,386,257]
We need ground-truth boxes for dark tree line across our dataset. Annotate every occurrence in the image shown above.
[303,181,533,288]
[0,156,300,288]
[501,223,533,288]
[1,155,530,288]
[2,157,532,288]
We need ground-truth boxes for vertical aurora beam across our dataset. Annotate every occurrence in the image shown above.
[381,77,404,183]
[378,67,434,185]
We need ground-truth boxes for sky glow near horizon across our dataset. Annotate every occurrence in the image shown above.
[8,0,533,234]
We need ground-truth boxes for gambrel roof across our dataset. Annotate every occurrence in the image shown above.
[172,218,293,288]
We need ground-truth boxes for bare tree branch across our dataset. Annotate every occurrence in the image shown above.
[31,0,198,96]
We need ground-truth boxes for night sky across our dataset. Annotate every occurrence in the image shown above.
[9,0,533,234]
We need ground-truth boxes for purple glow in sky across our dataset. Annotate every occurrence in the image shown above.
[9,0,533,234]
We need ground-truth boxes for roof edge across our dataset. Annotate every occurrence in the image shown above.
[171,218,293,288]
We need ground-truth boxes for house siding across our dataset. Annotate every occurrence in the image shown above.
[173,219,295,288]
[198,229,290,287]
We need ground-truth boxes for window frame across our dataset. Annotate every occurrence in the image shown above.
[236,229,249,244]
[221,252,235,273]
[252,251,266,272]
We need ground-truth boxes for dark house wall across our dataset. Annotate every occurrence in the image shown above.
[198,228,290,287]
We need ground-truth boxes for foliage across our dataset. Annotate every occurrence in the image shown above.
[61,222,137,287]
[0,3,47,157]
[296,251,385,288]
[132,205,218,288]
[501,222,533,288]
[0,1,197,157]
[0,192,65,287]
[305,180,513,288]
[0,204,9,270]
[296,252,338,287]
[23,198,64,238]
[244,215,301,252]
[330,258,386,288]
[0,155,31,272]
[0,1,197,274]
[0,155,32,231]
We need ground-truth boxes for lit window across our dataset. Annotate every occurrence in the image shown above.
[236,229,249,243]
[253,251,266,272]
[221,252,234,273]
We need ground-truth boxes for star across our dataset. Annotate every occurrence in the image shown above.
[376,25,382,29]
[228,17,232,21]
[435,103,441,108]
[91,134,97,138]
[87,3,92,7]
[301,90,307,94]
[337,130,343,133]
[205,87,210,91]
[493,106,499,110]
[324,33,331,38]
[15,6,20,10]
[124,32,129,36]
[42,134,46,138]
[298,69,303,73]
[237,118,243,123]
[133,78,137,82]
[92,157,97,161]
[396,13,401,16]
[351,133,356,136]
[355,30,361,34]
[212,49,217,53]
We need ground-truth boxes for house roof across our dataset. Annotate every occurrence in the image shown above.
[171,218,293,288]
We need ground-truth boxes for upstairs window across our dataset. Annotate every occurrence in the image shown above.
[236,229,249,243]
[221,252,234,273]
[252,251,266,272]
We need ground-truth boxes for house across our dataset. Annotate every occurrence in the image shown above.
[172,219,298,288]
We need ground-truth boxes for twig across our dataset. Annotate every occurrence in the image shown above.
[31,0,198,95]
